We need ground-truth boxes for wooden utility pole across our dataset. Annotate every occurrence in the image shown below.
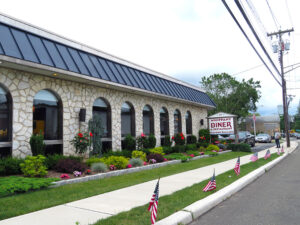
[267,28,294,147]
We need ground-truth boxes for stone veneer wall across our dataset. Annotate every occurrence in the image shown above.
[0,67,208,158]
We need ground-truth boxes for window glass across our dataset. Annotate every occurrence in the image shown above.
[121,102,134,137]
[160,107,169,135]
[185,111,192,134]
[33,90,60,140]
[143,105,154,135]
[93,98,110,137]
[174,109,182,134]
[0,86,9,141]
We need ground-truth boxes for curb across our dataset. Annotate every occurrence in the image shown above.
[156,143,297,225]
[51,150,232,187]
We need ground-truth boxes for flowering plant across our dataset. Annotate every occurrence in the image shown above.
[189,154,195,157]
[143,161,148,166]
[109,165,116,170]
[86,169,91,175]
[164,158,168,161]
[149,159,156,164]
[200,152,204,155]
[70,132,92,154]
[173,133,185,145]
[73,171,82,177]
[127,164,132,168]
[60,173,70,179]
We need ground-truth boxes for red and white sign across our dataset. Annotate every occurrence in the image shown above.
[209,117,234,135]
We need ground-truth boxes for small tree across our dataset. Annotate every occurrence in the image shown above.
[30,133,45,156]
[88,114,103,157]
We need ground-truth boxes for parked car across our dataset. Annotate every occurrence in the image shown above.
[255,133,272,143]
[225,131,255,147]
[294,133,300,139]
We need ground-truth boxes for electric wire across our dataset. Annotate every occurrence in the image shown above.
[285,0,294,28]
[221,0,281,86]
[265,0,280,30]
[232,64,263,76]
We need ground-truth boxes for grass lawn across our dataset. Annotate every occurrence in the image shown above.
[94,153,281,225]
[0,151,250,220]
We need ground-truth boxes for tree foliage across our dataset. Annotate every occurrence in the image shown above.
[201,73,261,118]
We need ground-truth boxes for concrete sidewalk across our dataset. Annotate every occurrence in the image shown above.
[1,142,297,225]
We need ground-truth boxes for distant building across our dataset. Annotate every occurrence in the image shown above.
[245,115,280,136]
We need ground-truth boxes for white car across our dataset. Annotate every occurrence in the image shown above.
[255,133,272,143]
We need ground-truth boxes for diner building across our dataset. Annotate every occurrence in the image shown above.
[0,14,215,158]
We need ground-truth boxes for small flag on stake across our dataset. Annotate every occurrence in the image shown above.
[148,178,160,224]
[250,152,258,162]
[203,169,216,192]
[234,157,240,176]
[277,149,280,155]
[281,146,284,153]
[264,149,271,160]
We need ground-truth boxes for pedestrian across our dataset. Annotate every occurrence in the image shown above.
[275,132,281,148]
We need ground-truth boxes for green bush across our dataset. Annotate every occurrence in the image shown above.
[206,144,220,152]
[146,134,156,149]
[181,156,191,162]
[136,136,147,151]
[102,150,132,158]
[207,151,218,156]
[149,147,164,155]
[129,158,144,167]
[187,135,197,144]
[91,162,108,173]
[174,133,185,146]
[123,135,136,151]
[85,157,102,167]
[197,142,209,148]
[186,150,200,156]
[131,150,147,161]
[20,155,48,177]
[163,135,172,147]
[100,156,129,169]
[141,148,150,155]
[55,158,87,173]
[185,144,197,151]
[227,143,251,152]
[0,176,59,197]
[0,157,24,176]
[30,133,45,156]
[171,145,186,153]
[198,146,206,152]
[45,154,83,170]
[164,153,185,160]
[163,146,174,154]
[198,129,210,144]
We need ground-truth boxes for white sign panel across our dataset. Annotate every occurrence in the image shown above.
[209,117,234,135]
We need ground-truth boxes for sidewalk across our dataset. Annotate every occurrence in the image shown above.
[1,142,297,225]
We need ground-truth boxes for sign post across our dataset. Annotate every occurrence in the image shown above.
[208,112,238,144]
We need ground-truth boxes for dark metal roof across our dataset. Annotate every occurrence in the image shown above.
[0,22,216,107]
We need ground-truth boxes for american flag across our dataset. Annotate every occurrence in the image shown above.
[250,152,258,162]
[281,146,284,153]
[277,149,281,155]
[203,170,216,192]
[234,157,240,176]
[264,149,271,160]
[148,179,160,224]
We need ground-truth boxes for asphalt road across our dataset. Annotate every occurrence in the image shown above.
[190,141,300,225]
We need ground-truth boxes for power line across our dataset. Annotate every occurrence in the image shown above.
[221,0,281,86]
[265,0,280,30]
[285,0,294,27]
[232,64,263,76]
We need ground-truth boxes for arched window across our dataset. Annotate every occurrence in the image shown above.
[174,109,182,134]
[160,107,169,136]
[121,102,135,137]
[93,98,111,138]
[185,111,192,135]
[143,105,154,135]
[0,85,12,157]
[33,90,62,154]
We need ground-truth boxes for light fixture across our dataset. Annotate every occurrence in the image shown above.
[52,73,58,76]
[0,61,2,64]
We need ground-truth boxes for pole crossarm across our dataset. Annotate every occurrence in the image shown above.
[267,28,294,37]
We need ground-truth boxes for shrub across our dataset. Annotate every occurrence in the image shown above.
[163,146,174,154]
[171,145,186,153]
[149,147,164,155]
[185,144,197,151]
[0,157,24,176]
[198,129,210,144]
[146,153,164,163]
[70,132,92,154]
[123,135,136,151]
[91,162,108,173]
[129,158,144,167]
[100,156,129,169]
[207,151,218,156]
[187,135,197,144]
[163,135,172,147]
[198,146,206,152]
[146,134,156,149]
[20,155,48,177]
[0,176,59,197]
[30,133,45,156]
[102,150,132,158]
[164,153,185,160]
[227,143,251,152]
[131,150,147,161]
[136,134,147,150]
[45,154,83,170]
[173,133,185,146]
[85,157,102,167]
[186,150,200,156]
[206,144,220,152]
[141,148,150,155]
[88,114,103,157]
[55,158,87,173]
[181,156,191,162]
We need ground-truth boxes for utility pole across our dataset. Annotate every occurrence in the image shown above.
[267,28,294,147]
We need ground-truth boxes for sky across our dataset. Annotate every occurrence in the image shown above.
[1,0,299,116]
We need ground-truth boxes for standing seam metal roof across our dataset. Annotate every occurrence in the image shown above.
[0,21,216,107]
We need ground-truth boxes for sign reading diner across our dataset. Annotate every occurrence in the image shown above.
[209,117,234,135]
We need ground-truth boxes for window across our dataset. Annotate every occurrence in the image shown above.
[185,111,192,135]
[0,85,12,157]
[93,98,111,138]
[33,90,62,154]
[143,105,154,135]
[174,109,182,134]
[160,107,169,136]
[121,102,135,137]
